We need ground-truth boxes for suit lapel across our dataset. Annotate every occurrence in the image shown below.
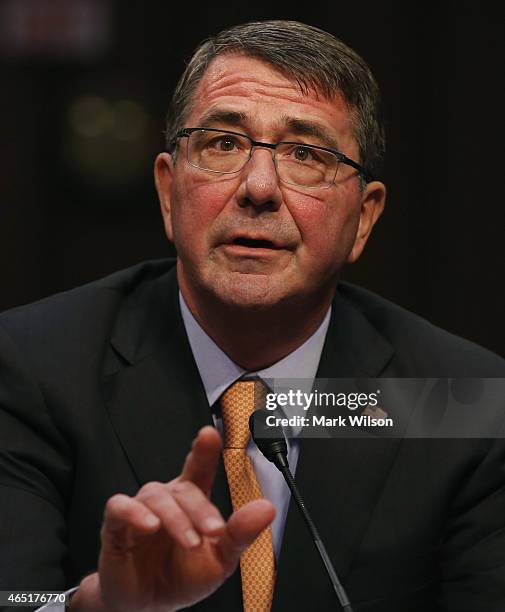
[102,265,215,486]
[273,288,400,610]
[100,264,241,609]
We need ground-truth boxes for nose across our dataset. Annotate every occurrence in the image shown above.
[236,147,283,211]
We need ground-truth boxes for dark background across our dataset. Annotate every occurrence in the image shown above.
[1,0,504,356]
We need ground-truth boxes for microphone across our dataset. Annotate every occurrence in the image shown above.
[249,409,354,612]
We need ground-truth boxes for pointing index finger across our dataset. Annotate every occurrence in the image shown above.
[179,426,222,495]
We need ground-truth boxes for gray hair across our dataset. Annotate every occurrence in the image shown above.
[165,20,385,180]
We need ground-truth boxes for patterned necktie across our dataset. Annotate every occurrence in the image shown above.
[220,379,276,611]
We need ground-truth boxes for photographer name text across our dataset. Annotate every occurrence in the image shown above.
[266,414,394,428]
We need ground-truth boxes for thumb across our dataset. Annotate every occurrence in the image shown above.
[215,499,276,570]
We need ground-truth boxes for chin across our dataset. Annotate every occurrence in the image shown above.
[207,271,294,310]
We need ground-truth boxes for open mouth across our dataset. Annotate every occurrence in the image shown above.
[232,237,277,249]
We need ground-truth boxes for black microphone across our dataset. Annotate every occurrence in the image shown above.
[249,409,354,612]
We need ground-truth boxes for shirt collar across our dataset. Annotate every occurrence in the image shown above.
[179,292,331,406]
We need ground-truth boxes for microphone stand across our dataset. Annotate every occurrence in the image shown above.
[249,412,354,612]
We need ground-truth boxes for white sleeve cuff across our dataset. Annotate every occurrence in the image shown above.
[35,587,79,611]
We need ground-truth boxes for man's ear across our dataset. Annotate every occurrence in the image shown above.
[347,180,386,264]
[154,152,175,242]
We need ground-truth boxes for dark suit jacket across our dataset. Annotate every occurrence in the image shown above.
[0,259,504,611]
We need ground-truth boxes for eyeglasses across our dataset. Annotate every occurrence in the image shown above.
[169,127,373,189]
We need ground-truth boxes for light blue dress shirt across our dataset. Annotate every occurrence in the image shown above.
[37,294,331,610]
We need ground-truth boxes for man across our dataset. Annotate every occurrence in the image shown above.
[1,20,504,612]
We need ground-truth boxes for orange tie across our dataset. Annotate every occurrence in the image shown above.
[220,380,276,611]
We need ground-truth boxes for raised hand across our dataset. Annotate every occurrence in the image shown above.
[70,426,275,611]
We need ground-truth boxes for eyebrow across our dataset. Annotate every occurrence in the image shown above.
[196,108,341,151]
[198,108,248,129]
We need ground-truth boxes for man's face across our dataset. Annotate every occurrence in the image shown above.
[155,54,385,314]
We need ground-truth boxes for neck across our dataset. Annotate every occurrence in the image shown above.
[180,282,334,371]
